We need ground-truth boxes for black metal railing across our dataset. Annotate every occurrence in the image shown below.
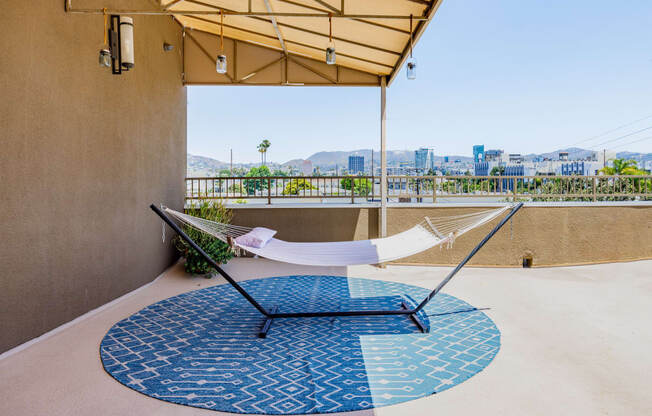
[185,175,652,204]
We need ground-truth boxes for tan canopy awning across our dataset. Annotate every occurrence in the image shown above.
[66,0,442,86]
[167,0,442,86]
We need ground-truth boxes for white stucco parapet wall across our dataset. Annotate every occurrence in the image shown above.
[215,201,652,209]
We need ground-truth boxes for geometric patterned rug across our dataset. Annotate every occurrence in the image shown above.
[101,275,500,414]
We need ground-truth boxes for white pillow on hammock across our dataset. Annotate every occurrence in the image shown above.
[235,227,277,248]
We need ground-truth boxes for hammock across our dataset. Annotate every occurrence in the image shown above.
[151,203,523,337]
[161,206,511,266]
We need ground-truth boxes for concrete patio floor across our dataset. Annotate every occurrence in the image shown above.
[1,258,651,415]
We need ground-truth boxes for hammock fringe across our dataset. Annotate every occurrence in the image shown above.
[163,205,512,266]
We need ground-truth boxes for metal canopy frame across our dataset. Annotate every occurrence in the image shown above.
[66,1,453,283]
[64,0,444,85]
[181,28,382,86]
[151,203,524,338]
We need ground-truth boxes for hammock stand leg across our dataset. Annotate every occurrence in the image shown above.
[259,306,278,338]
[412,202,524,315]
[151,204,271,319]
[400,301,428,333]
[151,203,523,338]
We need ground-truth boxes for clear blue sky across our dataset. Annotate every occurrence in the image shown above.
[188,0,652,164]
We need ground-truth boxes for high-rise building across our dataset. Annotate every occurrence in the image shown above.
[473,145,485,163]
[474,162,490,176]
[485,149,504,162]
[348,155,364,174]
[475,149,505,176]
[561,161,601,176]
[414,147,435,172]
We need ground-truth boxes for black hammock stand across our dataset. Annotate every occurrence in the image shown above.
[151,203,523,338]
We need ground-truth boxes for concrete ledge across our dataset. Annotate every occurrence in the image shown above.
[229,204,652,267]
[223,201,652,209]
[390,201,652,208]
[225,202,380,209]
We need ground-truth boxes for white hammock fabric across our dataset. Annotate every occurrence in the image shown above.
[164,205,511,267]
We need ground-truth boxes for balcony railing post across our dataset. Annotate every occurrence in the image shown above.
[267,178,272,205]
[351,178,355,204]
[432,176,436,203]
[592,176,597,202]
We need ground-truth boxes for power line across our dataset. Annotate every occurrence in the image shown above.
[609,135,652,150]
[545,113,652,160]
[567,112,652,147]
[561,125,652,158]
[591,125,652,147]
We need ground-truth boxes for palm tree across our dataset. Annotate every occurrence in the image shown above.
[600,158,645,175]
[257,139,271,165]
[257,143,265,165]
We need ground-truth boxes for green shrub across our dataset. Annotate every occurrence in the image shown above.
[340,177,373,196]
[282,178,317,195]
[227,183,245,194]
[243,165,271,194]
[173,200,234,275]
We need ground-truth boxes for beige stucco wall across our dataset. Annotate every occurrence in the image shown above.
[230,205,652,267]
[388,205,652,266]
[0,1,186,353]
[232,207,378,243]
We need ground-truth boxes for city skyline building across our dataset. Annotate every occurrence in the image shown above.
[509,154,524,163]
[473,145,485,163]
[301,160,313,176]
[415,147,435,172]
[348,155,364,174]
[484,149,505,162]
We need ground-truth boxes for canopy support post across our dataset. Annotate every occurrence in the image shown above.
[379,76,387,238]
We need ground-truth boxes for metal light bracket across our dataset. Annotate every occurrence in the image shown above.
[108,15,127,75]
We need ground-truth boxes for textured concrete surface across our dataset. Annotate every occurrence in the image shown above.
[0,0,186,352]
[1,259,650,415]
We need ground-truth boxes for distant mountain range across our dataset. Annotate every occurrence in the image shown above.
[303,149,472,169]
[522,147,595,161]
[188,148,652,176]
[187,154,230,175]
[187,154,274,176]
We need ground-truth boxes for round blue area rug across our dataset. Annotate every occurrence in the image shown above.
[101,275,500,414]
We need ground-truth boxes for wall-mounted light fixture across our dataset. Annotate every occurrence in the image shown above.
[406,14,416,80]
[119,17,135,69]
[216,10,227,74]
[325,14,336,65]
[98,9,111,67]
[105,14,135,74]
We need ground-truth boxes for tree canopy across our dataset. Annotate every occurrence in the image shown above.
[257,139,271,165]
[243,165,272,194]
[340,177,373,196]
[599,159,646,175]
[282,178,317,195]
[490,166,505,176]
